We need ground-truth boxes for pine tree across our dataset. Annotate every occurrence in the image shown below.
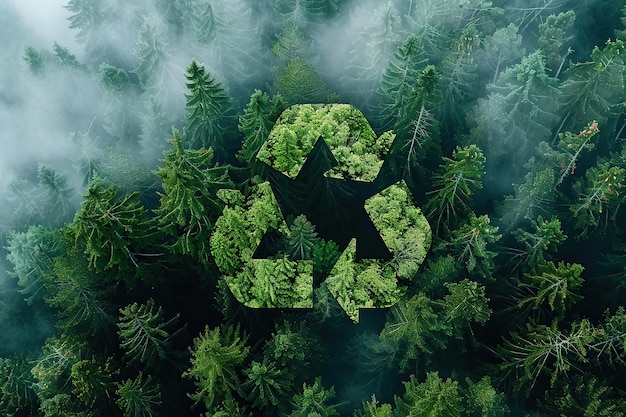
[538,11,576,76]
[444,213,501,281]
[0,356,39,416]
[155,132,233,267]
[425,145,486,229]
[289,377,338,417]
[37,163,77,226]
[116,373,162,417]
[242,359,290,408]
[273,57,330,105]
[286,214,319,260]
[559,39,626,137]
[117,299,183,369]
[237,90,286,167]
[184,325,250,413]
[65,177,155,274]
[570,162,625,235]
[6,225,62,304]
[395,372,463,417]
[184,60,234,151]
[477,23,524,84]
[374,34,429,132]
[70,356,118,409]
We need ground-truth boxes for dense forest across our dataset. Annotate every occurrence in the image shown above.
[2,0,626,415]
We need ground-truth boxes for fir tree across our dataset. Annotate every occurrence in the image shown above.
[184,60,234,152]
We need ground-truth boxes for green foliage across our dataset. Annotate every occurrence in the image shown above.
[272,23,311,66]
[538,11,576,75]
[0,356,39,416]
[184,324,250,412]
[65,177,154,274]
[237,90,286,167]
[560,40,626,134]
[156,133,232,267]
[518,261,584,318]
[592,307,626,367]
[23,46,46,75]
[380,293,448,370]
[6,225,62,304]
[289,377,338,417]
[464,376,509,417]
[497,319,595,395]
[374,34,429,131]
[242,359,290,408]
[443,279,491,336]
[286,214,320,260]
[257,104,393,180]
[365,182,432,278]
[117,299,182,369]
[70,356,118,408]
[116,372,162,417]
[444,213,501,280]
[395,372,463,417]
[510,216,567,271]
[554,121,600,187]
[325,239,401,322]
[31,335,86,400]
[478,23,524,83]
[426,145,485,228]
[570,162,625,235]
[263,320,324,383]
[138,97,177,163]
[39,393,93,417]
[46,248,115,334]
[273,57,330,105]
[356,395,393,417]
[98,63,142,145]
[184,60,234,150]
[541,374,625,416]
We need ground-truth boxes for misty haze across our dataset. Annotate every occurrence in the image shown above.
[1,0,626,416]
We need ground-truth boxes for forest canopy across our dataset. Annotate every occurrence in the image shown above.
[1,0,626,416]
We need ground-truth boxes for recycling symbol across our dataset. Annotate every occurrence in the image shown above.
[210,104,431,322]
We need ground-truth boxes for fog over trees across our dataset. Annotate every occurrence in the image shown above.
[1,0,626,416]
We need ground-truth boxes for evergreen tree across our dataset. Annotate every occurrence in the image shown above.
[395,372,463,417]
[70,356,118,409]
[184,325,250,413]
[155,132,232,268]
[559,39,626,137]
[374,34,429,132]
[289,377,338,417]
[443,213,501,281]
[273,57,330,105]
[237,90,286,167]
[380,293,450,370]
[98,63,142,146]
[138,97,177,163]
[510,215,567,271]
[65,177,155,274]
[0,356,39,416]
[242,359,290,408]
[286,214,319,260]
[6,225,62,304]
[477,23,525,84]
[517,261,584,319]
[425,145,485,229]
[538,10,576,76]
[496,319,595,395]
[117,299,183,370]
[183,60,234,151]
[37,163,77,226]
[116,372,162,417]
[570,162,625,236]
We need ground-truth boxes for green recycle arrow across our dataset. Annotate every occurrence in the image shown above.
[210,104,431,322]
